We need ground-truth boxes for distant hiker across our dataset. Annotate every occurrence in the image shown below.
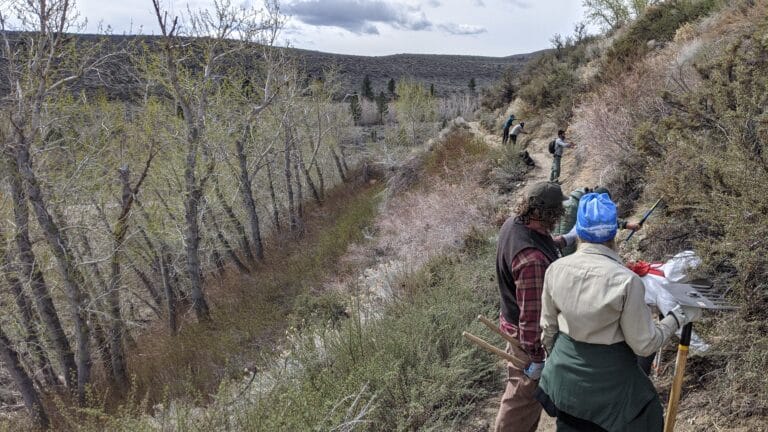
[509,122,528,145]
[494,181,564,432]
[553,186,641,255]
[502,114,516,145]
[549,129,576,183]
[537,193,702,431]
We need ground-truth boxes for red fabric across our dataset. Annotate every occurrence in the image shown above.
[626,260,665,277]
[500,248,548,362]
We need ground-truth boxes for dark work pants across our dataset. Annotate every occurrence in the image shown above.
[502,127,510,145]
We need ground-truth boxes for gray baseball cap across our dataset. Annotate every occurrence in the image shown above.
[528,181,567,209]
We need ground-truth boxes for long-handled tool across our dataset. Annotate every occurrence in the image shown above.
[462,315,528,370]
[662,280,736,430]
[625,197,663,242]
[664,323,692,432]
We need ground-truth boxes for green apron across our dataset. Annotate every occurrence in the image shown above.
[539,333,663,432]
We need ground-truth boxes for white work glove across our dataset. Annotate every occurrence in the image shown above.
[523,362,545,380]
[669,304,703,329]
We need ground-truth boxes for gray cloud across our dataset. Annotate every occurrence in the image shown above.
[284,0,433,35]
[474,0,485,6]
[501,0,532,8]
[427,0,441,6]
[438,23,487,35]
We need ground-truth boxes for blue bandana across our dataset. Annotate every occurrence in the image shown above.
[576,193,617,243]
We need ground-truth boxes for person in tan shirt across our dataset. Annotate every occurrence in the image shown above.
[537,192,701,431]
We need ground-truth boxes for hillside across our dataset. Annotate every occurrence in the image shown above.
[289,48,541,95]
[0,32,538,100]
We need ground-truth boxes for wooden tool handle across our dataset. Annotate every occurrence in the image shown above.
[462,331,528,369]
[477,315,520,346]
[664,323,693,432]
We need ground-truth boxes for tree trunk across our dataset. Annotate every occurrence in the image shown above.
[77,233,118,383]
[339,144,350,174]
[296,141,321,204]
[213,180,254,262]
[91,319,115,384]
[106,167,133,390]
[266,152,281,232]
[0,237,57,386]
[203,208,251,274]
[284,131,299,233]
[183,129,211,322]
[7,164,76,390]
[14,141,91,403]
[0,326,49,429]
[292,146,305,219]
[330,146,347,182]
[234,138,265,260]
[159,247,178,336]
[129,255,164,312]
[315,163,325,201]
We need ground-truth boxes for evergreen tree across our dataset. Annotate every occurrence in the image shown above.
[349,95,362,125]
[388,78,396,96]
[430,83,435,97]
[376,91,389,124]
[468,78,477,96]
[361,74,374,101]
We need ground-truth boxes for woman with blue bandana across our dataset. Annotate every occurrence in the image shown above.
[535,193,702,431]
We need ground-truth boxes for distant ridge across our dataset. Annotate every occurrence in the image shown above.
[0,32,542,98]
[287,47,543,94]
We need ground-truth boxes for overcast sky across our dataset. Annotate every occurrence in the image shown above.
[73,0,590,57]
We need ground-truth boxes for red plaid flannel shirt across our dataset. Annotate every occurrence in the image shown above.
[500,247,549,362]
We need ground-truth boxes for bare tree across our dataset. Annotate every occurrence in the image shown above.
[0,0,121,400]
[0,325,48,428]
[583,0,631,31]
[0,227,58,387]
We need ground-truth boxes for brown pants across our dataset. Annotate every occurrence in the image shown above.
[494,342,541,432]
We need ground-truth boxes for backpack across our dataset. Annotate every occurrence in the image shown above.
[548,139,556,154]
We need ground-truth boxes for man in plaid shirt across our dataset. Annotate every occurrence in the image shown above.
[494,182,565,432]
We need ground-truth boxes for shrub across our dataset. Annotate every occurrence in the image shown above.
[602,0,720,77]
[240,238,501,431]
[480,66,517,112]
[638,15,768,416]
[488,144,529,194]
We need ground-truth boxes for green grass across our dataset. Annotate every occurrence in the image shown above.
[236,233,501,431]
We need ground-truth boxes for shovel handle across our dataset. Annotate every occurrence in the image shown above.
[477,315,520,346]
[462,331,528,369]
[664,323,693,432]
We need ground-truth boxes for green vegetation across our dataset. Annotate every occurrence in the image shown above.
[58,235,501,432]
[602,0,720,77]
[375,91,389,125]
[395,80,438,146]
[237,233,500,431]
[424,129,489,177]
[483,28,595,123]
[362,75,375,101]
[643,18,768,403]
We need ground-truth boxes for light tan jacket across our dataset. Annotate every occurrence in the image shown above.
[541,243,679,357]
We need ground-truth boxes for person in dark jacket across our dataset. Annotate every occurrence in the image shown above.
[502,114,516,145]
[494,181,564,432]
